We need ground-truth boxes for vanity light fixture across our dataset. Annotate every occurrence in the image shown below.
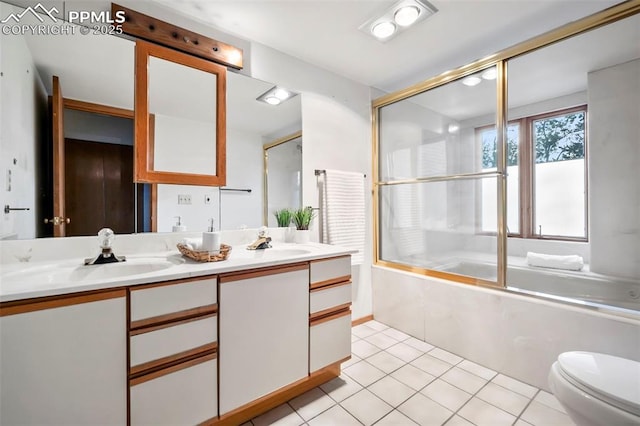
[256,86,297,106]
[359,0,437,42]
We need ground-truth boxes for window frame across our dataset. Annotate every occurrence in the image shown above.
[477,105,589,242]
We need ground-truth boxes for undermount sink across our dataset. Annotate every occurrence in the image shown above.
[2,257,181,286]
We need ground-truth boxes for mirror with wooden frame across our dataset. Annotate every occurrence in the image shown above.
[135,40,227,186]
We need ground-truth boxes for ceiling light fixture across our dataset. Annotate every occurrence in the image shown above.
[462,75,482,87]
[359,0,437,43]
[481,68,497,80]
[257,86,297,106]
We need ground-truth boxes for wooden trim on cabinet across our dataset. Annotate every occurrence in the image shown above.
[130,304,218,331]
[0,288,126,316]
[309,276,352,290]
[130,311,217,336]
[352,315,374,326]
[129,351,217,387]
[309,280,351,293]
[130,342,218,377]
[310,254,351,264]
[113,3,243,69]
[209,362,341,426]
[63,98,134,119]
[309,307,351,326]
[219,263,309,283]
[130,275,217,291]
[309,303,352,323]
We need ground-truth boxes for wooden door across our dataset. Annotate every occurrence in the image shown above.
[51,76,68,236]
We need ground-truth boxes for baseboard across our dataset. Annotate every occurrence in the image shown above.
[351,314,373,326]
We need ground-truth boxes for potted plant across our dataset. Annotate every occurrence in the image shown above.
[273,209,292,227]
[291,206,316,243]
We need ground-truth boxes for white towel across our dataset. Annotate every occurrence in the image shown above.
[321,170,366,265]
[526,252,584,271]
[182,238,203,251]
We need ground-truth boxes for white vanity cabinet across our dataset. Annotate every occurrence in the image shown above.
[218,264,310,415]
[0,290,127,425]
[129,276,219,425]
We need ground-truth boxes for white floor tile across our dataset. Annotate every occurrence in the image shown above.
[444,415,475,426]
[381,328,411,342]
[475,382,530,416]
[352,324,379,339]
[366,351,406,374]
[457,360,497,381]
[365,332,399,350]
[398,393,454,426]
[458,397,516,426]
[375,410,418,425]
[288,387,336,421]
[520,400,576,426]
[491,374,538,398]
[534,390,567,413]
[421,379,472,412]
[386,342,427,363]
[514,420,534,426]
[411,354,453,376]
[352,339,382,359]
[363,320,389,331]
[429,348,463,365]
[252,403,305,426]
[342,354,360,368]
[440,367,488,394]
[343,360,386,387]
[390,364,436,391]
[367,375,416,407]
[351,334,361,343]
[307,405,361,426]
[341,389,393,426]
[404,336,435,353]
[320,374,363,402]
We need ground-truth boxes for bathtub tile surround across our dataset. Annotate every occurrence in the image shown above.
[373,266,640,391]
[245,320,574,426]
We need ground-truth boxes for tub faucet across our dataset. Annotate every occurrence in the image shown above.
[247,226,272,250]
[84,228,126,265]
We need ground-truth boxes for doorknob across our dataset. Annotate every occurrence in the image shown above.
[44,217,71,225]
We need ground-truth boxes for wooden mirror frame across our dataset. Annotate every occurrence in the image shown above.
[134,39,227,186]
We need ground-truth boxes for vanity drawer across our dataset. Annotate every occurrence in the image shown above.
[130,277,217,323]
[310,281,351,317]
[130,355,218,425]
[130,315,217,373]
[310,256,351,289]
[310,309,351,373]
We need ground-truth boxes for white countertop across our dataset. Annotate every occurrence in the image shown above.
[0,243,355,303]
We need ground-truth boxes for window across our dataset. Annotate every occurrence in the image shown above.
[479,106,587,240]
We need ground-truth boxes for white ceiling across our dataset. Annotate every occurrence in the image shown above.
[151,0,624,92]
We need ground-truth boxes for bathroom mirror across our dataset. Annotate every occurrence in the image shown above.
[0,1,301,239]
[263,132,303,227]
[135,40,227,186]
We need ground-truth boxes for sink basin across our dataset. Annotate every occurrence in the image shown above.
[1,257,181,286]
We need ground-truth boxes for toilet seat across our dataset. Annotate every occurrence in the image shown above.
[557,351,640,417]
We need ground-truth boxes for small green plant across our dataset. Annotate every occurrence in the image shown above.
[273,209,293,227]
[292,206,316,230]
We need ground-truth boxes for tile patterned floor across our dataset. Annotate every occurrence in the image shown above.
[244,320,575,426]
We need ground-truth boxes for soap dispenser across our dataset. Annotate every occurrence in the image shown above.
[172,216,186,232]
[202,218,220,252]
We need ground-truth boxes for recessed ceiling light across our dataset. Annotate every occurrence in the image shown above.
[372,21,396,39]
[394,5,420,27]
[481,68,497,80]
[448,124,460,133]
[256,85,298,106]
[264,96,281,105]
[273,88,290,100]
[462,75,482,87]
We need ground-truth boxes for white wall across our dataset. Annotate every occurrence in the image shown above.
[588,59,640,279]
[0,20,47,240]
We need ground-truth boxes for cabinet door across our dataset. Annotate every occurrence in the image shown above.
[219,265,309,415]
[0,293,127,425]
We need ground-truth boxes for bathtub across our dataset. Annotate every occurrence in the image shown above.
[438,260,640,313]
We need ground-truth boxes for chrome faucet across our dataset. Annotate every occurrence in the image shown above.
[84,228,126,265]
[247,226,272,250]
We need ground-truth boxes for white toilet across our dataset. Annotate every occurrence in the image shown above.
[548,351,640,426]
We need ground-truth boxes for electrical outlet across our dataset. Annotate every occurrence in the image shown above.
[204,194,213,204]
[177,194,192,205]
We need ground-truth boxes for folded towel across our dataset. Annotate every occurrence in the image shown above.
[182,238,203,251]
[526,252,584,271]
